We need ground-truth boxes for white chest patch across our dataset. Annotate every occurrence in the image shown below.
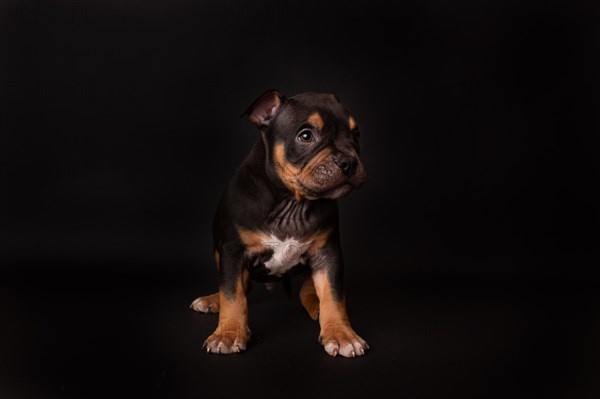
[262,236,312,276]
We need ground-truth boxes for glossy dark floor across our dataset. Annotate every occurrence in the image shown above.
[1,260,598,399]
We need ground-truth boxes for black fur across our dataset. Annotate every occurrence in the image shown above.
[213,91,365,300]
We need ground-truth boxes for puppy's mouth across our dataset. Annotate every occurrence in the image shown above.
[300,181,354,200]
[298,159,366,200]
[272,143,366,201]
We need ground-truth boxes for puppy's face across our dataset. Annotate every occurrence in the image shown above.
[245,91,366,200]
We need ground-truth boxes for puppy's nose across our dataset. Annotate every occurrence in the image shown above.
[333,153,357,176]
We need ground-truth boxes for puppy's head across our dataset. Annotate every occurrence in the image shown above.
[243,90,366,200]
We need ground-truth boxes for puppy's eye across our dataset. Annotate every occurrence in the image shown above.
[297,129,314,142]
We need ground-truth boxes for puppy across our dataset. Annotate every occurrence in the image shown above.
[191,90,368,358]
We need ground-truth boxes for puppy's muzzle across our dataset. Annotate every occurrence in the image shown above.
[333,153,358,177]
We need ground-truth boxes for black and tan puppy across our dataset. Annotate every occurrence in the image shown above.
[190,90,368,358]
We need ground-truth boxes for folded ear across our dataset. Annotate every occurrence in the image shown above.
[242,90,286,127]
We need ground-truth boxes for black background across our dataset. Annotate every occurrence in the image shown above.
[1,1,599,398]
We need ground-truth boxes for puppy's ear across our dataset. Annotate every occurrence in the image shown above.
[242,90,286,127]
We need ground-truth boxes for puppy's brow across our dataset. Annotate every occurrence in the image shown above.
[307,112,325,130]
[348,116,357,130]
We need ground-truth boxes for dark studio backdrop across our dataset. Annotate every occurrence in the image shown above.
[1,0,599,398]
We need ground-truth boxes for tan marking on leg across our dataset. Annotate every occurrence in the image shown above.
[312,270,369,358]
[204,268,251,354]
[237,227,271,254]
[307,227,333,256]
[308,112,325,130]
[313,270,349,326]
[300,277,320,320]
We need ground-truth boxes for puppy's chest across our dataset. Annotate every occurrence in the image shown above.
[239,199,330,277]
[259,234,313,276]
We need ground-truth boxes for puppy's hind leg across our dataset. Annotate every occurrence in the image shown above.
[300,275,320,321]
[190,250,221,313]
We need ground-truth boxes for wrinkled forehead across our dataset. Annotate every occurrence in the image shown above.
[270,94,352,135]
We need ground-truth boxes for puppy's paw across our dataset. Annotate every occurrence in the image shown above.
[319,323,369,358]
[203,321,251,354]
[190,293,220,313]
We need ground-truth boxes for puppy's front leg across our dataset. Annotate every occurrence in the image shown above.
[312,268,369,358]
[204,250,250,354]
